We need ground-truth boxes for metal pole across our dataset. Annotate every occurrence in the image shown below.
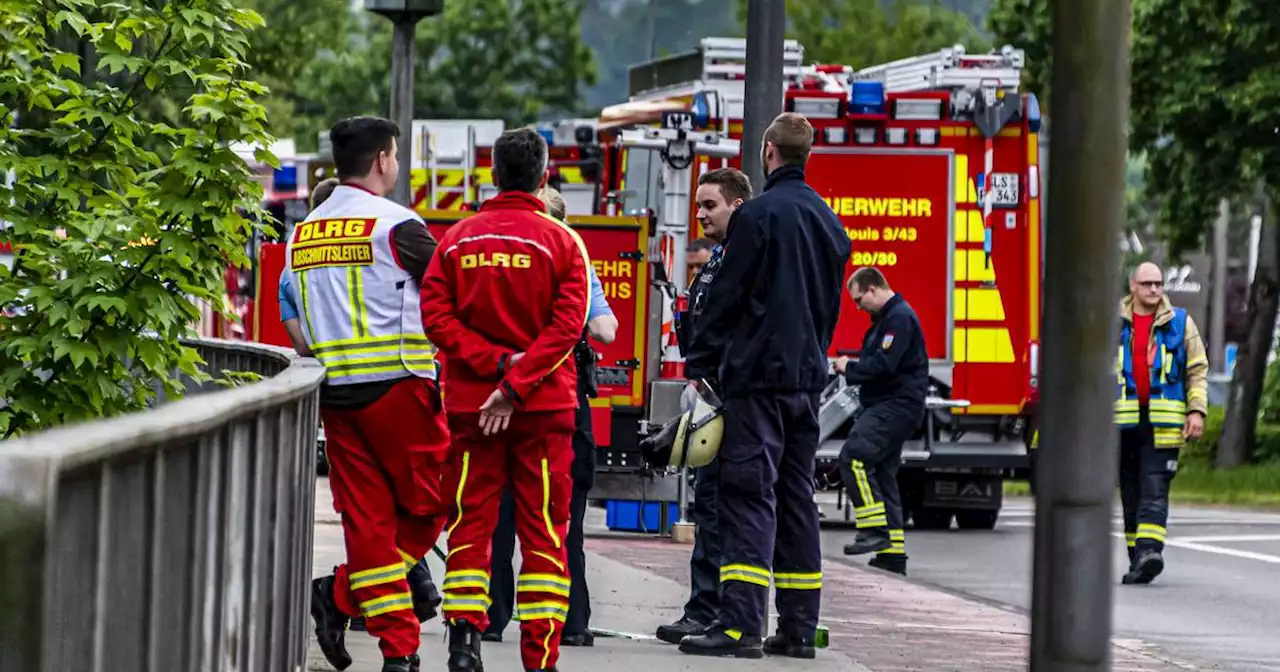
[740,0,786,193]
[1210,199,1229,372]
[1030,0,1132,669]
[389,16,416,207]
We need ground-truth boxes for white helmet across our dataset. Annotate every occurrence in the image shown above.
[640,380,725,469]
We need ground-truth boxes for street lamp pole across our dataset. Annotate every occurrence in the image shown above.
[740,0,786,193]
[1029,0,1132,670]
[364,0,445,207]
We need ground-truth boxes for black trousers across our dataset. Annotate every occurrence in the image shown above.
[487,385,595,636]
[715,391,822,639]
[838,402,922,557]
[1119,408,1178,564]
[683,459,721,624]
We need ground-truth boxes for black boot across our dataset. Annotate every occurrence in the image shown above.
[408,557,443,623]
[447,620,484,672]
[561,630,594,646]
[383,654,420,672]
[656,616,709,645]
[1122,551,1165,585]
[868,554,907,576]
[843,529,892,555]
[678,626,764,658]
[311,576,353,670]
[763,632,816,659]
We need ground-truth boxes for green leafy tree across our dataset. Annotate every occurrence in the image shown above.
[0,0,275,436]
[992,0,1280,466]
[238,0,352,145]
[1131,0,1280,467]
[735,0,990,68]
[986,0,1051,103]
[290,0,598,144]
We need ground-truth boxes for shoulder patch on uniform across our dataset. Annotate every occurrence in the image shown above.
[882,333,895,350]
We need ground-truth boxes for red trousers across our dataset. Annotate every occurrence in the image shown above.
[441,410,575,670]
[323,377,449,658]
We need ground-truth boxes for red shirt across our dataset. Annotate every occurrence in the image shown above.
[420,192,590,412]
[1132,311,1154,403]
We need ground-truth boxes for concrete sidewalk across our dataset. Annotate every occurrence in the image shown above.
[309,480,1197,671]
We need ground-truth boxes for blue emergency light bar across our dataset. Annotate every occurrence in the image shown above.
[689,91,713,129]
[849,81,886,115]
[536,128,556,146]
[273,164,298,192]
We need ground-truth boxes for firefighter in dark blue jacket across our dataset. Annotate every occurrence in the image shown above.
[657,168,751,646]
[680,113,850,660]
[833,267,928,576]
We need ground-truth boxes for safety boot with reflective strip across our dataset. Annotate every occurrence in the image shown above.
[447,619,485,672]
[679,626,764,658]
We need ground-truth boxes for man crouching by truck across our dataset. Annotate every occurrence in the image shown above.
[833,267,927,576]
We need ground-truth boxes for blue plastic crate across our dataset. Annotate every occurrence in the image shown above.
[605,500,677,533]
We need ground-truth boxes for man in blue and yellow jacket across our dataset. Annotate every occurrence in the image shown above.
[1115,262,1209,585]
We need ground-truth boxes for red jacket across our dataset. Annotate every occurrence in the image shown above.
[420,191,590,413]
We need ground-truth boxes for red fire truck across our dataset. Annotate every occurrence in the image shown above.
[607,38,1041,530]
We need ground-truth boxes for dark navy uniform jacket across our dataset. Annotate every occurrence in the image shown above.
[685,166,850,396]
[676,244,723,356]
[844,293,929,408]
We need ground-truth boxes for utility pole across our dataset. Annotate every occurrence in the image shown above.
[1210,198,1229,371]
[1030,0,1132,670]
[740,0,786,193]
[365,0,445,207]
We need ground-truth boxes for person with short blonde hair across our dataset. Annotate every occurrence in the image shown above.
[311,176,341,210]
[761,112,814,167]
[539,186,567,220]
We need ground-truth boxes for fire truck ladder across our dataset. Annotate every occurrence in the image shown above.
[856,45,1028,270]
[854,44,1025,139]
[427,123,477,209]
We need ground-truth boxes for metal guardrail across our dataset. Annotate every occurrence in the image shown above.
[0,338,325,672]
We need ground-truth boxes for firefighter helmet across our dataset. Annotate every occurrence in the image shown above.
[640,381,724,469]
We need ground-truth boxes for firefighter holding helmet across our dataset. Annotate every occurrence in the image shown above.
[419,127,591,672]
[292,116,449,672]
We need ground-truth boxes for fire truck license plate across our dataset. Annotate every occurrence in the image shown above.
[989,172,1019,207]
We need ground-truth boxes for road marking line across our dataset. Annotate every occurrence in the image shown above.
[1163,540,1280,564]
[1109,532,1280,564]
[1172,532,1280,542]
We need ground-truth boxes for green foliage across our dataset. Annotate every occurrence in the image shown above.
[986,0,1050,104]
[236,0,351,146]
[0,0,274,436]
[215,370,266,389]
[288,0,598,150]
[734,0,990,69]
[1183,404,1280,467]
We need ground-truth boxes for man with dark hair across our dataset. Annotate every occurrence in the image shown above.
[833,267,928,576]
[656,167,750,645]
[687,237,716,276]
[483,186,616,648]
[294,116,448,672]
[680,113,849,659]
[420,127,590,672]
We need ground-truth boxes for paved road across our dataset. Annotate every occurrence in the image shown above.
[818,494,1280,672]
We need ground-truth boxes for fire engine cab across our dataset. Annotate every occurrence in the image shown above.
[608,38,1042,530]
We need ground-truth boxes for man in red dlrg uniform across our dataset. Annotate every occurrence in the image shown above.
[420,127,590,672]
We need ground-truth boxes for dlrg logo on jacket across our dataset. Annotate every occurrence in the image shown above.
[459,252,532,269]
[291,218,376,271]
